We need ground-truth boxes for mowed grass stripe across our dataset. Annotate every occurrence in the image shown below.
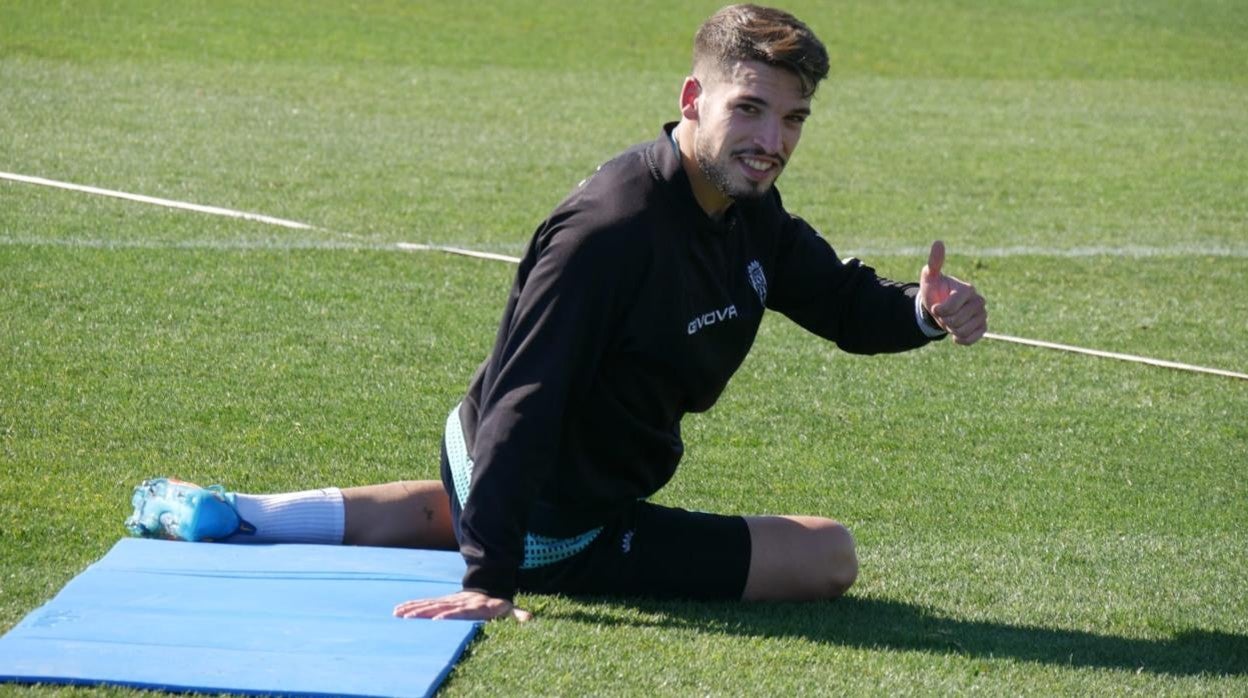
[2,67,1245,253]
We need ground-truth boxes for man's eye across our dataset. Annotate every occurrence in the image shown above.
[736,103,760,114]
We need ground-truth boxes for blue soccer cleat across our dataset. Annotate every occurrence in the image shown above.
[125,478,255,541]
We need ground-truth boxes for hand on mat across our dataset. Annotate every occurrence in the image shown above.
[918,240,988,345]
[393,591,532,622]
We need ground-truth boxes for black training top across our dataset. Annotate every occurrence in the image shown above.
[456,123,939,600]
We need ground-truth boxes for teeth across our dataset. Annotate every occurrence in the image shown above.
[742,157,773,172]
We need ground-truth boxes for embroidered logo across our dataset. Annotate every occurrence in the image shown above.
[746,260,767,305]
[621,529,635,554]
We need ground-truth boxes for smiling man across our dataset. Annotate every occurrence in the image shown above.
[127,4,987,622]
[681,57,810,215]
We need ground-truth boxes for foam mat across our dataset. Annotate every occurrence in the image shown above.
[0,538,480,697]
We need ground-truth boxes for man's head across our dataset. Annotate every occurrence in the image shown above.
[692,4,829,100]
[676,5,829,218]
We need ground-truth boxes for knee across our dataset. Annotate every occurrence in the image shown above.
[743,515,859,602]
[813,520,858,598]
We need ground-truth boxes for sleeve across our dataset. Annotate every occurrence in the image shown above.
[766,214,940,354]
[458,214,631,600]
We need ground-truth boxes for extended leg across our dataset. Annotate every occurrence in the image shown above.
[342,480,457,549]
[126,477,457,549]
[741,515,858,601]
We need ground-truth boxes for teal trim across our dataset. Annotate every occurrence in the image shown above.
[444,404,602,569]
[443,405,474,509]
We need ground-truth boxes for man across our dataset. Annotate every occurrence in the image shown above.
[127,4,987,623]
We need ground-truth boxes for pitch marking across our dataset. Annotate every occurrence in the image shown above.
[4,170,1243,381]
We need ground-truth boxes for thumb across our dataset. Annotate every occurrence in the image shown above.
[924,240,945,280]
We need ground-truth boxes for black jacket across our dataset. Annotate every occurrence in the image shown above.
[457,124,938,599]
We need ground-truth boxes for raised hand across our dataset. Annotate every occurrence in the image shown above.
[393,590,532,622]
[918,240,988,346]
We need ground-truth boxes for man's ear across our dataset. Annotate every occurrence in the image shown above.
[679,77,701,121]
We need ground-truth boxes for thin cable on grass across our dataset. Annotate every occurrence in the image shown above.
[4,170,1244,382]
[982,333,1247,380]
[395,242,523,264]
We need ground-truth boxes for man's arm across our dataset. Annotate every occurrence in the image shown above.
[766,216,931,352]
[394,218,637,622]
[766,215,986,350]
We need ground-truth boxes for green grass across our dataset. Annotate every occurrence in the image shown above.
[2,0,1246,695]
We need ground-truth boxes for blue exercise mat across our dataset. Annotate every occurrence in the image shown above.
[0,538,480,697]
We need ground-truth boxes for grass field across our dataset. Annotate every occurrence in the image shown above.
[2,0,1246,695]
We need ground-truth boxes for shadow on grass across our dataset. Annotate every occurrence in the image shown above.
[551,596,1246,677]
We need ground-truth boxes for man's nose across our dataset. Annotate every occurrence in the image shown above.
[754,118,783,154]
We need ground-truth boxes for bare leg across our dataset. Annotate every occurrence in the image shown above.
[342,480,457,550]
[741,515,858,601]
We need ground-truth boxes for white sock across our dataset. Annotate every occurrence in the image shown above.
[231,488,345,544]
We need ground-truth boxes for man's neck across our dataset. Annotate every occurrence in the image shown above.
[673,119,732,221]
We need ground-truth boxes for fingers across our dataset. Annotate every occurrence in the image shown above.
[952,319,987,346]
[928,279,972,317]
[928,278,987,345]
[393,591,531,622]
[942,300,988,345]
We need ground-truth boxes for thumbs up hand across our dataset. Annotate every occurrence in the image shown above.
[918,241,988,346]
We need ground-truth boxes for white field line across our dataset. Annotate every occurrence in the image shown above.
[1,171,317,230]
[4,170,1244,381]
[0,235,395,252]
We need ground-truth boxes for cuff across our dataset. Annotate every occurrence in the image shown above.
[462,563,517,603]
[914,294,947,338]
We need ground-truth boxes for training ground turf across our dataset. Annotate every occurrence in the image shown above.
[2,1,1245,695]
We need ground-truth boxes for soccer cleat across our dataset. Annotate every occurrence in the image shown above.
[125,477,255,541]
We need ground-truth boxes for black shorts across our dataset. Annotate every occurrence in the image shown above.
[440,410,751,601]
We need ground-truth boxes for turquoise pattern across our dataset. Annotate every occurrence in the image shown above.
[444,404,602,569]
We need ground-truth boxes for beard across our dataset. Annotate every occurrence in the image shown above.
[693,130,779,202]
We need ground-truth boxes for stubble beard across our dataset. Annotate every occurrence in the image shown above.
[693,131,773,203]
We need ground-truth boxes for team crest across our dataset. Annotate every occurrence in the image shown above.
[746,260,767,305]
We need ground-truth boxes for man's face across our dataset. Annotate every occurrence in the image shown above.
[691,60,812,205]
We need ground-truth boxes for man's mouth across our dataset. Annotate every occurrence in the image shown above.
[735,150,786,181]
[741,156,775,173]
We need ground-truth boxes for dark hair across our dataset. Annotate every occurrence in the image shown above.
[693,4,829,97]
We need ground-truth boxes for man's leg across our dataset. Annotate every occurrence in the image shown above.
[127,477,456,548]
[342,481,457,549]
[513,504,856,603]
[741,515,858,601]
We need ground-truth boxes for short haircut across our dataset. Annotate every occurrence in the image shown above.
[693,4,830,98]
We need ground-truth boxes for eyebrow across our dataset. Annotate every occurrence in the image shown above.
[738,94,811,118]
